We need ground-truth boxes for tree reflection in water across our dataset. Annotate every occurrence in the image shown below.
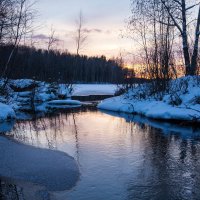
[0,180,22,200]
[1,108,200,200]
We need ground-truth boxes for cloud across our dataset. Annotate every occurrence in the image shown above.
[32,34,49,40]
[64,28,112,38]
[32,34,63,43]
[82,28,112,35]
[92,29,103,33]
[82,28,102,34]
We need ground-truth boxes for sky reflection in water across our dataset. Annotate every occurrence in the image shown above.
[1,109,200,200]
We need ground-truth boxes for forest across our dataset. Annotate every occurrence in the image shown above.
[0,0,133,84]
[0,45,126,83]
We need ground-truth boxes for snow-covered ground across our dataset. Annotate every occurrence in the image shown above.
[98,76,200,122]
[0,79,117,121]
[72,84,117,96]
[0,136,79,191]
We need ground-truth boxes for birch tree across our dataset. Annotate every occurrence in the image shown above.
[130,0,200,76]
[153,0,200,75]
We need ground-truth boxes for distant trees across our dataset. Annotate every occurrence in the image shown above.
[130,0,200,76]
[0,45,125,83]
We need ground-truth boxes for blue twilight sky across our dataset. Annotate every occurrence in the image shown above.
[34,0,134,59]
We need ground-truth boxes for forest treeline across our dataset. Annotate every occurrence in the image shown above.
[0,0,134,84]
[0,45,129,83]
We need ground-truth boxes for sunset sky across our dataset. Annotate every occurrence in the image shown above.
[34,0,133,60]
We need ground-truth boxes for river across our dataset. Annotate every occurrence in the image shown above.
[1,108,200,200]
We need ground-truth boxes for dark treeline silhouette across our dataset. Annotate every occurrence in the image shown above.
[0,45,127,83]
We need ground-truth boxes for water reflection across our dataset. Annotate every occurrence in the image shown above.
[102,110,200,140]
[0,180,20,200]
[0,179,50,200]
[2,109,200,200]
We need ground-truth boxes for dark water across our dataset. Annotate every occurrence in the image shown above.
[1,109,200,200]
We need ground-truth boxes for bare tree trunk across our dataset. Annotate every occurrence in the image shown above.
[1,0,25,78]
[191,5,200,75]
[181,0,191,75]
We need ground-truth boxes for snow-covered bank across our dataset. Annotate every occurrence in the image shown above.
[0,136,79,191]
[0,103,16,121]
[0,79,117,121]
[98,76,200,122]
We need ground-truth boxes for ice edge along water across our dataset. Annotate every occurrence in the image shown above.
[98,76,200,122]
[0,136,80,192]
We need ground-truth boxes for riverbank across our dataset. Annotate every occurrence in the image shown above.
[0,79,117,121]
[98,76,200,123]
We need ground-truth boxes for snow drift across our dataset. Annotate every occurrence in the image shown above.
[98,76,200,122]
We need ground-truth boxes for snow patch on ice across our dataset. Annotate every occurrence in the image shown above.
[0,136,79,191]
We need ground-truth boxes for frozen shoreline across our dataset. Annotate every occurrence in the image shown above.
[0,136,80,192]
[98,77,200,123]
[0,80,117,121]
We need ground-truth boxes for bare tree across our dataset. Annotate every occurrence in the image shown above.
[159,0,200,75]
[47,25,58,52]
[74,11,88,55]
[128,0,179,98]
[1,0,35,78]
[130,0,200,77]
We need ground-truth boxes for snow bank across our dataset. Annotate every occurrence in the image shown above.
[0,103,16,121]
[10,79,39,92]
[0,136,79,191]
[98,76,200,122]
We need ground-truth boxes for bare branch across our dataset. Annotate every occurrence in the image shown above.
[47,26,59,52]
[186,3,200,11]
[160,0,183,34]
[172,0,182,6]
[74,11,88,55]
